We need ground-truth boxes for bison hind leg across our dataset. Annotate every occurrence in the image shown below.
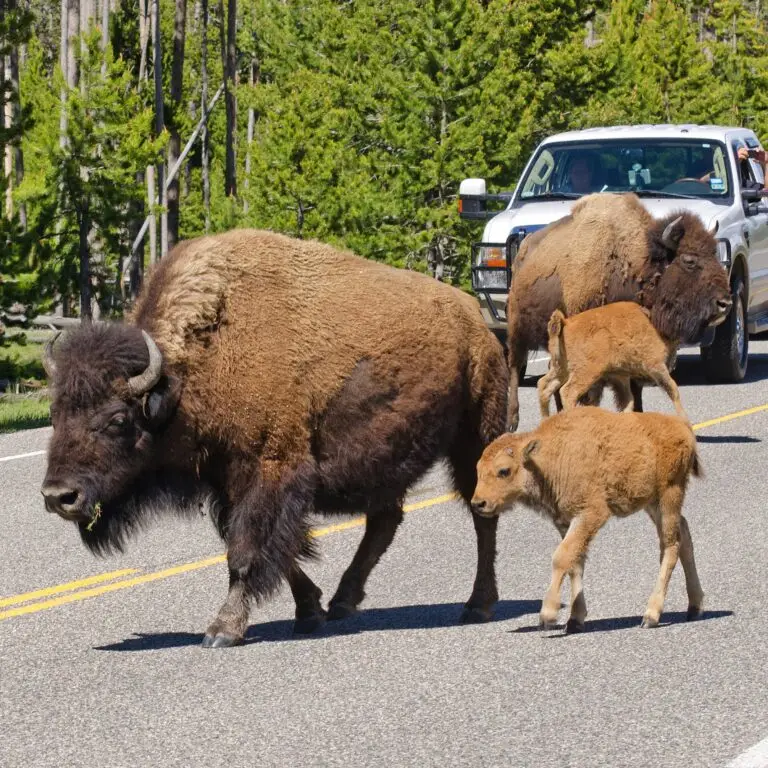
[448,427,499,624]
[327,502,404,620]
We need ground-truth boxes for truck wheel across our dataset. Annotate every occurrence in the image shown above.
[701,275,748,383]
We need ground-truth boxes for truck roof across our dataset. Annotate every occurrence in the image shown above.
[541,124,759,145]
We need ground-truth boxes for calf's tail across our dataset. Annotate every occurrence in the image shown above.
[547,309,567,371]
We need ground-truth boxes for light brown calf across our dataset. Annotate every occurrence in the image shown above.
[471,407,704,633]
[537,302,687,422]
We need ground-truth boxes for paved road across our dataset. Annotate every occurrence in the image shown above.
[2,341,768,768]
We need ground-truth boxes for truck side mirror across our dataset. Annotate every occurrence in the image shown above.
[459,178,488,219]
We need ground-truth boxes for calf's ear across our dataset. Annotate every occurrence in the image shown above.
[142,375,182,429]
[522,439,540,467]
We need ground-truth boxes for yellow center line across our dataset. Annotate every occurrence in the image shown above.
[691,403,768,431]
[2,401,764,623]
[0,568,139,608]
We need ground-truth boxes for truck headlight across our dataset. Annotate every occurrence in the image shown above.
[716,239,731,269]
[472,245,508,290]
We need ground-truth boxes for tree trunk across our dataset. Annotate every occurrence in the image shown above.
[220,0,237,198]
[78,203,92,320]
[138,0,149,86]
[151,0,167,256]
[201,0,210,231]
[101,0,109,77]
[10,22,25,230]
[67,0,79,90]
[167,0,187,249]
[243,59,258,215]
[59,0,69,149]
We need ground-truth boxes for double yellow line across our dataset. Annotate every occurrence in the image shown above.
[2,401,767,624]
[0,493,459,621]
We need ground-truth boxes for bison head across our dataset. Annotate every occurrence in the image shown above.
[647,213,732,344]
[470,433,536,517]
[40,323,182,550]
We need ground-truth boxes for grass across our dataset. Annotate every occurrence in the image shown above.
[0,396,51,433]
[0,334,47,382]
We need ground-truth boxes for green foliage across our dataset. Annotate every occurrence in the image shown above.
[0,394,51,433]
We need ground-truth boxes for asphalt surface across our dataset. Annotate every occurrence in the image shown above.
[2,341,768,768]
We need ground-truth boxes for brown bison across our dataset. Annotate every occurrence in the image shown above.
[40,229,509,647]
[505,193,732,430]
[471,407,704,633]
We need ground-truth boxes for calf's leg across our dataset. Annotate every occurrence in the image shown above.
[554,521,588,633]
[541,508,607,628]
[648,365,689,423]
[679,515,704,620]
[327,504,404,620]
[643,487,683,628]
[537,368,562,418]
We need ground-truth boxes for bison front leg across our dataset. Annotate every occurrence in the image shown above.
[288,564,327,634]
[553,520,588,634]
[461,512,499,623]
[202,568,252,648]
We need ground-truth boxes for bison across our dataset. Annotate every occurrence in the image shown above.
[471,407,704,633]
[505,192,732,431]
[538,302,687,422]
[40,229,509,647]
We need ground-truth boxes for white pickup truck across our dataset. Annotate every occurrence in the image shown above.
[459,124,768,382]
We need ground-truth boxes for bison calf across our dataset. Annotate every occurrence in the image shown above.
[471,408,704,633]
[537,302,687,422]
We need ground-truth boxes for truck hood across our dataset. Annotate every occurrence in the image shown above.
[481,196,728,242]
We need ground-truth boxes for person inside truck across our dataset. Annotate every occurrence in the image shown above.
[560,153,603,194]
[696,145,765,190]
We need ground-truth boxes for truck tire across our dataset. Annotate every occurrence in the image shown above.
[701,274,748,383]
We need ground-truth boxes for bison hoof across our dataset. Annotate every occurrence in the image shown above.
[201,632,242,649]
[293,611,327,635]
[459,606,493,624]
[327,602,358,621]
[686,605,704,621]
[565,618,585,634]
[640,615,659,629]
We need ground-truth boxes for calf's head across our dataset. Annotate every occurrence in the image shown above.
[40,324,181,533]
[471,433,538,517]
[649,213,732,344]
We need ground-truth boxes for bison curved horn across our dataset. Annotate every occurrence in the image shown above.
[661,216,684,251]
[127,331,164,396]
[42,332,60,379]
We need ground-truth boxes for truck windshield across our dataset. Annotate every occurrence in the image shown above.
[518,139,733,202]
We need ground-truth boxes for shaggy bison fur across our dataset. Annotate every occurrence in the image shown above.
[41,229,509,647]
[505,193,732,430]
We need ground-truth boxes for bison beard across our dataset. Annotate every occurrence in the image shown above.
[40,229,509,648]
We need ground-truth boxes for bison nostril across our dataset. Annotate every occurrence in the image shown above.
[41,485,83,514]
[717,299,732,311]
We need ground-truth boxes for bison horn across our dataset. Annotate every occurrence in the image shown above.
[127,331,164,396]
[661,216,683,251]
[42,332,60,378]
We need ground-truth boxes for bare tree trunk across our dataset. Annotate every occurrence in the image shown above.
[2,45,12,219]
[67,0,79,90]
[59,0,69,149]
[243,59,257,214]
[201,0,210,231]
[220,0,237,198]
[101,0,109,77]
[151,0,167,256]
[78,203,92,320]
[167,0,187,249]
[146,164,157,265]
[138,0,149,86]
[9,16,25,230]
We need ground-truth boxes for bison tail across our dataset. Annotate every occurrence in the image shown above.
[469,339,510,444]
[691,450,703,479]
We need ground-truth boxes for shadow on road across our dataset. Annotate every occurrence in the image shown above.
[510,608,733,636]
[696,435,761,444]
[94,598,542,651]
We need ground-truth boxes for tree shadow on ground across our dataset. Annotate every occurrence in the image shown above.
[510,609,733,637]
[94,598,542,651]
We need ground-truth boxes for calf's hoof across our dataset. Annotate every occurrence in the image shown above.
[293,611,327,635]
[327,602,358,621]
[640,615,659,629]
[686,605,704,621]
[459,606,494,624]
[201,632,243,649]
[565,618,585,634]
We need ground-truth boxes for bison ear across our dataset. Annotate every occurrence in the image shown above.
[660,215,685,253]
[142,375,182,429]
[522,439,540,468]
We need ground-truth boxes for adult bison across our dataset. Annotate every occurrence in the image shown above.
[40,230,509,647]
[505,192,732,431]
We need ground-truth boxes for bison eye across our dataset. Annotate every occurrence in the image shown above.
[106,413,129,432]
[497,467,511,478]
